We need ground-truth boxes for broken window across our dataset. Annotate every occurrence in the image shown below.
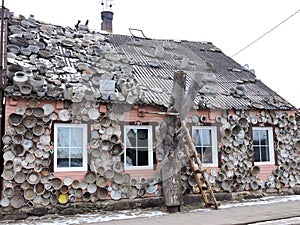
[124,125,153,170]
[252,127,275,164]
[192,126,218,167]
[54,124,88,172]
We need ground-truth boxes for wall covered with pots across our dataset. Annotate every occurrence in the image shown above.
[175,109,300,194]
[1,97,300,209]
[1,98,161,208]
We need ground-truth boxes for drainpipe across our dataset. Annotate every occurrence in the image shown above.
[0,0,4,88]
[0,0,5,195]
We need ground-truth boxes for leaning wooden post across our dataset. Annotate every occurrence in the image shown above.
[161,71,186,213]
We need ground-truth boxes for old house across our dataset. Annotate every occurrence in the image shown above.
[1,8,300,211]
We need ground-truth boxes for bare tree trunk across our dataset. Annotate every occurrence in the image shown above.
[161,71,205,212]
[161,71,186,212]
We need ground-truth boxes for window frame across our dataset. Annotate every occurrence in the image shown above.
[252,127,275,165]
[124,125,153,170]
[54,123,88,172]
[192,126,218,167]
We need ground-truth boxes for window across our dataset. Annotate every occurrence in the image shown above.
[192,126,218,167]
[124,125,153,170]
[54,124,88,172]
[252,127,275,164]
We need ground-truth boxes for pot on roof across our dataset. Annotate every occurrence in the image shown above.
[7,64,23,80]
[20,84,32,95]
[30,75,45,90]
[20,46,32,56]
[36,63,47,74]
[7,44,20,54]
[10,36,30,48]
[13,71,28,88]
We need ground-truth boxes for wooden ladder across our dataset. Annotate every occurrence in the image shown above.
[180,121,219,209]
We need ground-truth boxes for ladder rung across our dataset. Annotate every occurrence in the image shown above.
[190,153,196,158]
[203,189,213,195]
[194,169,202,174]
[193,168,206,174]
[207,202,215,207]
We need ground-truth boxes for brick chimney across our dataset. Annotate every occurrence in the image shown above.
[101,11,113,33]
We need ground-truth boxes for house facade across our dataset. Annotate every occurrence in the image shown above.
[1,11,300,209]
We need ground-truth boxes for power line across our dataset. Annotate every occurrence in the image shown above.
[231,8,300,57]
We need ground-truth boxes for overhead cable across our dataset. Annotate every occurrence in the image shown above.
[232,8,300,57]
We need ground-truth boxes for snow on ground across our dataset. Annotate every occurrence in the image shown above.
[219,195,300,209]
[250,217,300,225]
[2,209,166,225]
[3,195,300,225]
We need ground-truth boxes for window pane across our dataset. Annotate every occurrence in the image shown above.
[202,147,212,163]
[126,129,137,147]
[260,130,269,145]
[260,146,269,161]
[253,131,259,145]
[253,146,261,162]
[201,129,212,146]
[70,128,83,147]
[193,129,212,147]
[195,146,201,156]
[70,147,83,167]
[193,129,201,146]
[57,148,69,168]
[137,129,148,147]
[137,148,149,166]
[126,148,136,166]
[57,128,70,147]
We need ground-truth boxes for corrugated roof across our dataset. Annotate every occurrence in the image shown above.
[4,14,294,110]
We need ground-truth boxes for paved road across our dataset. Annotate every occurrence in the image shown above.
[3,195,300,225]
[88,199,300,225]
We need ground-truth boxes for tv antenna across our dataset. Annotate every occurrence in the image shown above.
[99,0,114,11]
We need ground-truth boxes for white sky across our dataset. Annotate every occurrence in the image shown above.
[5,0,300,108]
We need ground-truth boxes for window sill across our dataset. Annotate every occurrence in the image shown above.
[125,165,154,170]
[254,161,275,166]
[54,168,88,173]
[53,171,87,180]
[194,163,218,168]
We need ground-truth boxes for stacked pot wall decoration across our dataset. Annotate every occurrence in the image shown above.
[1,99,160,208]
[161,110,300,195]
